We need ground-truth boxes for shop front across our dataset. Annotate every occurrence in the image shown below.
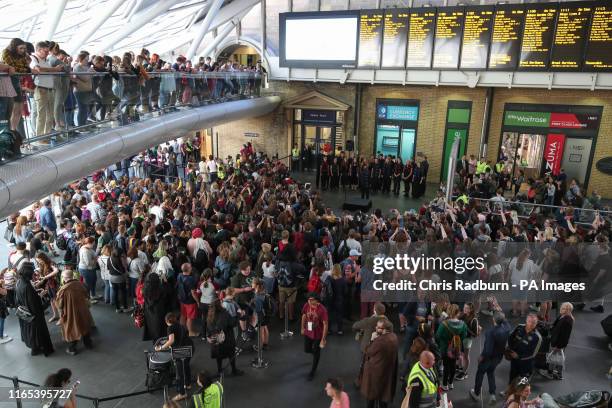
[498,103,602,187]
[374,99,419,162]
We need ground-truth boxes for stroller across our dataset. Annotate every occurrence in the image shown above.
[541,391,610,408]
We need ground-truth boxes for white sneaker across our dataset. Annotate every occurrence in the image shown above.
[489,395,497,405]
[0,336,13,344]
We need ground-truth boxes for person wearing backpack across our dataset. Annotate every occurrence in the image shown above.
[251,278,272,350]
[457,302,481,381]
[277,260,297,321]
[435,304,467,391]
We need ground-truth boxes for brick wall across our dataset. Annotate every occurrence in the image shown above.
[212,82,612,197]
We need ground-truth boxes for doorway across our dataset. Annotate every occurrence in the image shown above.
[301,124,336,177]
[375,125,416,161]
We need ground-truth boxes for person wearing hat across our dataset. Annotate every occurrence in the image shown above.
[55,270,94,355]
[15,262,54,356]
[301,292,328,381]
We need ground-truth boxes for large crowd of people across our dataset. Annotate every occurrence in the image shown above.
[0,38,266,158]
[0,132,610,408]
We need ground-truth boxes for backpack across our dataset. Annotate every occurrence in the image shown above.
[335,240,350,263]
[444,321,462,359]
[320,276,334,305]
[56,233,68,250]
[64,238,79,266]
[177,274,194,304]
[107,257,124,276]
[277,261,294,288]
[307,274,322,294]
[193,248,208,271]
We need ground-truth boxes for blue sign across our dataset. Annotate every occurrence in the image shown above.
[377,104,419,121]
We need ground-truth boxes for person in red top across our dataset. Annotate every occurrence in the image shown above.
[301,292,329,381]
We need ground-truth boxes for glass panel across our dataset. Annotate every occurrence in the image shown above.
[240,3,262,45]
[304,125,318,148]
[266,0,288,56]
[349,0,376,9]
[380,0,411,8]
[516,133,545,179]
[400,128,416,162]
[293,0,318,12]
[295,109,302,121]
[500,132,519,174]
[321,0,347,11]
[320,127,333,143]
[376,125,400,157]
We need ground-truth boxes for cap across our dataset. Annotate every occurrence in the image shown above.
[349,249,361,257]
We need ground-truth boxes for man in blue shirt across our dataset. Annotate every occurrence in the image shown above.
[469,311,511,405]
[39,199,57,236]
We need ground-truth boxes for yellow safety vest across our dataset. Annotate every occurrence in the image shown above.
[407,363,438,408]
[292,148,300,159]
[495,163,504,173]
[192,382,223,408]
[217,166,225,179]
[476,161,486,175]
[457,194,469,204]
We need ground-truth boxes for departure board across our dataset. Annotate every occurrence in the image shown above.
[488,4,524,70]
[519,4,558,70]
[460,5,494,70]
[584,4,612,71]
[381,9,409,69]
[407,8,436,69]
[433,7,465,69]
[550,4,592,70]
[358,10,384,68]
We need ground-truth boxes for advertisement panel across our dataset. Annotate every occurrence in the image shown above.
[503,111,550,127]
[549,112,600,129]
[543,133,566,175]
[377,105,419,121]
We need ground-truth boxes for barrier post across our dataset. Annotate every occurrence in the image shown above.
[280,301,293,339]
[251,320,269,369]
[11,377,22,408]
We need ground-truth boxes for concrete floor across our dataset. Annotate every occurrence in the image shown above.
[0,173,610,408]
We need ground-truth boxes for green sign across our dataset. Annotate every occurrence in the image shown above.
[442,128,467,181]
[448,108,471,124]
[504,111,551,127]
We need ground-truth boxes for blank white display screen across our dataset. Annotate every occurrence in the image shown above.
[284,17,358,61]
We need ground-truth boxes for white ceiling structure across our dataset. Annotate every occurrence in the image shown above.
[0,0,261,60]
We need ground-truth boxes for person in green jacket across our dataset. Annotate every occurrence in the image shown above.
[435,304,467,391]
[189,371,223,408]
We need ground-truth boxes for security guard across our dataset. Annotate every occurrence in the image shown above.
[476,158,487,176]
[291,146,300,171]
[457,193,469,205]
[217,163,226,181]
[189,371,223,408]
[402,350,438,408]
[506,313,542,384]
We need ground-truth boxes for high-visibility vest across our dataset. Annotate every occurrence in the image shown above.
[192,382,223,408]
[457,194,469,204]
[217,165,225,179]
[476,161,486,175]
[495,162,504,173]
[292,147,300,159]
[407,363,438,408]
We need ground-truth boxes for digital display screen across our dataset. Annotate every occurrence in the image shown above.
[584,3,612,71]
[381,9,409,69]
[519,4,558,70]
[488,4,524,70]
[433,7,465,69]
[550,4,593,70]
[279,12,359,68]
[407,8,436,69]
[460,5,494,70]
[358,10,384,68]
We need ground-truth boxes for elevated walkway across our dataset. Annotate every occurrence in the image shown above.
[0,95,280,218]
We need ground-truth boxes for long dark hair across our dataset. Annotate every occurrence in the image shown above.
[143,271,161,302]
[206,299,223,326]
[44,368,72,387]
[6,38,25,56]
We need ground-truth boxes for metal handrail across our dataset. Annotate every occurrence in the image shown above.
[453,194,612,214]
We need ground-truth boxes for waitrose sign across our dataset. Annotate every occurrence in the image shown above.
[504,111,550,127]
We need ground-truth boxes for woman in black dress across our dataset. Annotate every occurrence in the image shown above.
[15,262,54,356]
[142,272,170,343]
[206,299,244,377]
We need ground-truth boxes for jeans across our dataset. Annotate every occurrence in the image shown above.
[74,91,93,127]
[329,301,344,333]
[111,282,127,310]
[103,279,113,304]
[128,277,138,299]
[473,355,502,395]
[0,316,5,337]
[442,355,457,386]
[79,268,97,298]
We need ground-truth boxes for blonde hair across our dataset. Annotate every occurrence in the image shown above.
[331,264,342,279]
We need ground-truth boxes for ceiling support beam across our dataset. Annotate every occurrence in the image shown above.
[67,0,126,55]
[185,0,225,60]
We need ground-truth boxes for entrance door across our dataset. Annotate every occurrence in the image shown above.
[302,125,335,174]
[441,128,467,180]
[561,138,592,186]
[376,125,415,160]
